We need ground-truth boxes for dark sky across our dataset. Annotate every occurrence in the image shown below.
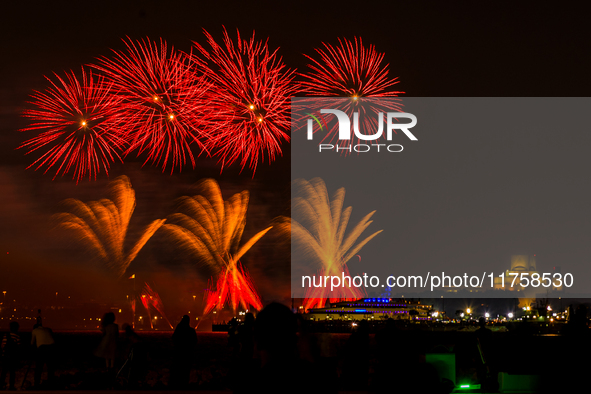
[1,1,590,312]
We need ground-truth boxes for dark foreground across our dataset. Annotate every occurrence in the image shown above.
[1,321,590,393]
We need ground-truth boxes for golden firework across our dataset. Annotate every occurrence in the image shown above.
[290,178,383,309]
[163,179,271,314]
[55,175,166,278]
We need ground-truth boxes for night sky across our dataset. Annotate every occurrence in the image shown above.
[1,2,590,318]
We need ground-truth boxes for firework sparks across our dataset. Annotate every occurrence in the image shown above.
[163,178,270,314]
[92,37,211,173]
[301,37,402,98]
[300,37,404,149]
[192,27,297,172]
[19,68,125,183]
[54,175,166,278]
[289,178,383,310]
[202,261,260,316]
[140,282,173,329]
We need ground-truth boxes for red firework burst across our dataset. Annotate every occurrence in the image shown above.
[19,68,125,183]
[301,37,403,98]
[203,262,263,316]
[92,37,211,173]
[193,27,297,172]
[300,37,404,149]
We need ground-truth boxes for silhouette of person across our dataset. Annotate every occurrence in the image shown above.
[228,318,240,357]
[31,322,56,388]
[373,318,399,391]
[342,319,370,390]
[474,317,496,390]
[475,317,492,343]
[229,312,258,391]
[170,315,197,388]
[119,323,147,387]
[247,303,321,394]
[95,312,119,370]
[238,313,255,361]
[1,321,21,390]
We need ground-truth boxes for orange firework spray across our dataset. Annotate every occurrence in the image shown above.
[289,178,382,310]
[164,179,269,315]
[54,175,166,278]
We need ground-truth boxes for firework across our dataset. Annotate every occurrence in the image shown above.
[290,178,382,310]
[19,68,125,183]
[163,179,270,314]
[92,37,211,173]
[192,27,297,172]
[202,261,261,316]
[54,175,166,278]
[300,37,404,148]
[301,37,402,97]
[140,283,173,329]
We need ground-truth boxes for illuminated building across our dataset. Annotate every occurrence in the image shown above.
[492,255,537,292]
[493,255,562,292]
[304,298,433,321]
[490,255,563,308]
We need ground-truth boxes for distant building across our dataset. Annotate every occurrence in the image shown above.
[493,255,562,292]
[493,255,537,291]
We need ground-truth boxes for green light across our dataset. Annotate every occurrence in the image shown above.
[457,383,481,390]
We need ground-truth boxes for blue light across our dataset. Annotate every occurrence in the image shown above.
[355,309,367,312]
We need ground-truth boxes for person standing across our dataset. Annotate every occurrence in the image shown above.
[119,323,147,387]
[170,315,197,388]
[95,312,119,370]
[31,322,56,388]
[1,321,21,390]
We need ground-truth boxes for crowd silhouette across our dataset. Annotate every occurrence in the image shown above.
[0,302,590,392]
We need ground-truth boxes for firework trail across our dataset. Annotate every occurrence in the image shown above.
[289,178,382,310]
[19,67,125,183]
[54,175,166,278]
[140,282,173,329]
[139,293,152,326]
[92,37,211,173]
[163,179,271,314]
[192,27,297,172]
[300,37,404,149]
